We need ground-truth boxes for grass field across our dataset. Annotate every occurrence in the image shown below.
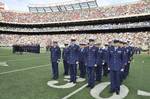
[0,47,150,99]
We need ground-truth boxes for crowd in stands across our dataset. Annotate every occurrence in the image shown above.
[0,32,149,48]
[0,21,149,32]
[0,1,149,50]
[0,1,149,23]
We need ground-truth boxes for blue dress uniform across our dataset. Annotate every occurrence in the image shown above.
[120,44,128,83]
[68,44,80,83]
[95,47,103,81]
[50,46,61,80]
[62,44,69,75]
[108,42,125,94]
[138,47,141,54]
[123,45,133,79]
[102,45,110,77]
[84,45,98,88]
[79,47,86,78]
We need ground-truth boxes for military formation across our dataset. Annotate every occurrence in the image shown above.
[49,37,137,95]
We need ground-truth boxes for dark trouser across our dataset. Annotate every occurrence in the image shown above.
[52,62,59,79]
[79,61,86,78]
[102,62,109,76]
[95,65,102,81]
[87,66,95,87]
[69,64,77,83]
[110,70,121,92]
[123,63,130,79]
[63,60,69,75]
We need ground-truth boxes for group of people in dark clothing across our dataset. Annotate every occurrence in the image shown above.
[49,37,139,95]
[13,44,40,54]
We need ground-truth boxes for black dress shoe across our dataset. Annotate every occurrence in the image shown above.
[86,85,90,88]
[69,80,73,83]
[73,81,76,84]
[90,85,94,89]
[116,91,120,95]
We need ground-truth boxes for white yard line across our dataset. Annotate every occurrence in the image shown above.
[7,57,45,62]
[62,83,88,99]
[138,90,150,96]
[0,55,22,57]
[0,55,47,62]
[0,64,49,75]
[0,54,47,58]
[0,62,8,67]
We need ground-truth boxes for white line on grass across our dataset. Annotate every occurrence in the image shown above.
[0,64,49,75]
[138,90,150,96]
[0,54,48,58]
[0,62,8,67]
[7,57,46,62]
[62,83,88,99]
[0,55,21,57]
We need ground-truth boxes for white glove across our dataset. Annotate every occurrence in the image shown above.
[108,68,110,70]
[57,59,60,63]
[76,61,79,64]
[102,62,105,65]
[121,69,124,72]
[94,64,97,67]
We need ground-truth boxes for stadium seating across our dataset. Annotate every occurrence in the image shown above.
[0,1,149,48]
[0,1,149,23]
[0,32,149,47]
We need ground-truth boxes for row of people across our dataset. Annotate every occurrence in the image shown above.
[49,37,135,95]
[0,21,149,32]
[0,32,149,47]
[12,44,40,54]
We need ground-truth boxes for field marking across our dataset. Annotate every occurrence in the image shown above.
[0,54,48,58]
[62,83,88,99]
[90,82,129,99]
[64,77,86,82]
[0,55,48,62]
[7,56,46,62]
[138,90,150,96]
[47,81,76,89]
[0,62,8,67]
[0,64,49,75]
[0,55,23,57]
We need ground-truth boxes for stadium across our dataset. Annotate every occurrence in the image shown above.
[0,0,150,99]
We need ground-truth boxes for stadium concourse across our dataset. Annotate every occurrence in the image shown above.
[0,0,150,99]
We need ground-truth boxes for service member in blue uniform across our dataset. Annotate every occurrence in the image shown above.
[95,43,103,82]
[62,43,69,75]
[79,42,86,78]
[102,44,110,77]
[126,41,134,77]
[122,41,133,79]
[68,37,80,83]
[50,41,61,80]
[84,38,98,88]
[118,41,128,83]
[108,40,125,95]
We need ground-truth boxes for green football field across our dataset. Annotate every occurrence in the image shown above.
[0,47,150,99]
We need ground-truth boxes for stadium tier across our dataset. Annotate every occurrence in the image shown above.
[0,1,149,23]
[0,32,149,48]
[0,0,149,49]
